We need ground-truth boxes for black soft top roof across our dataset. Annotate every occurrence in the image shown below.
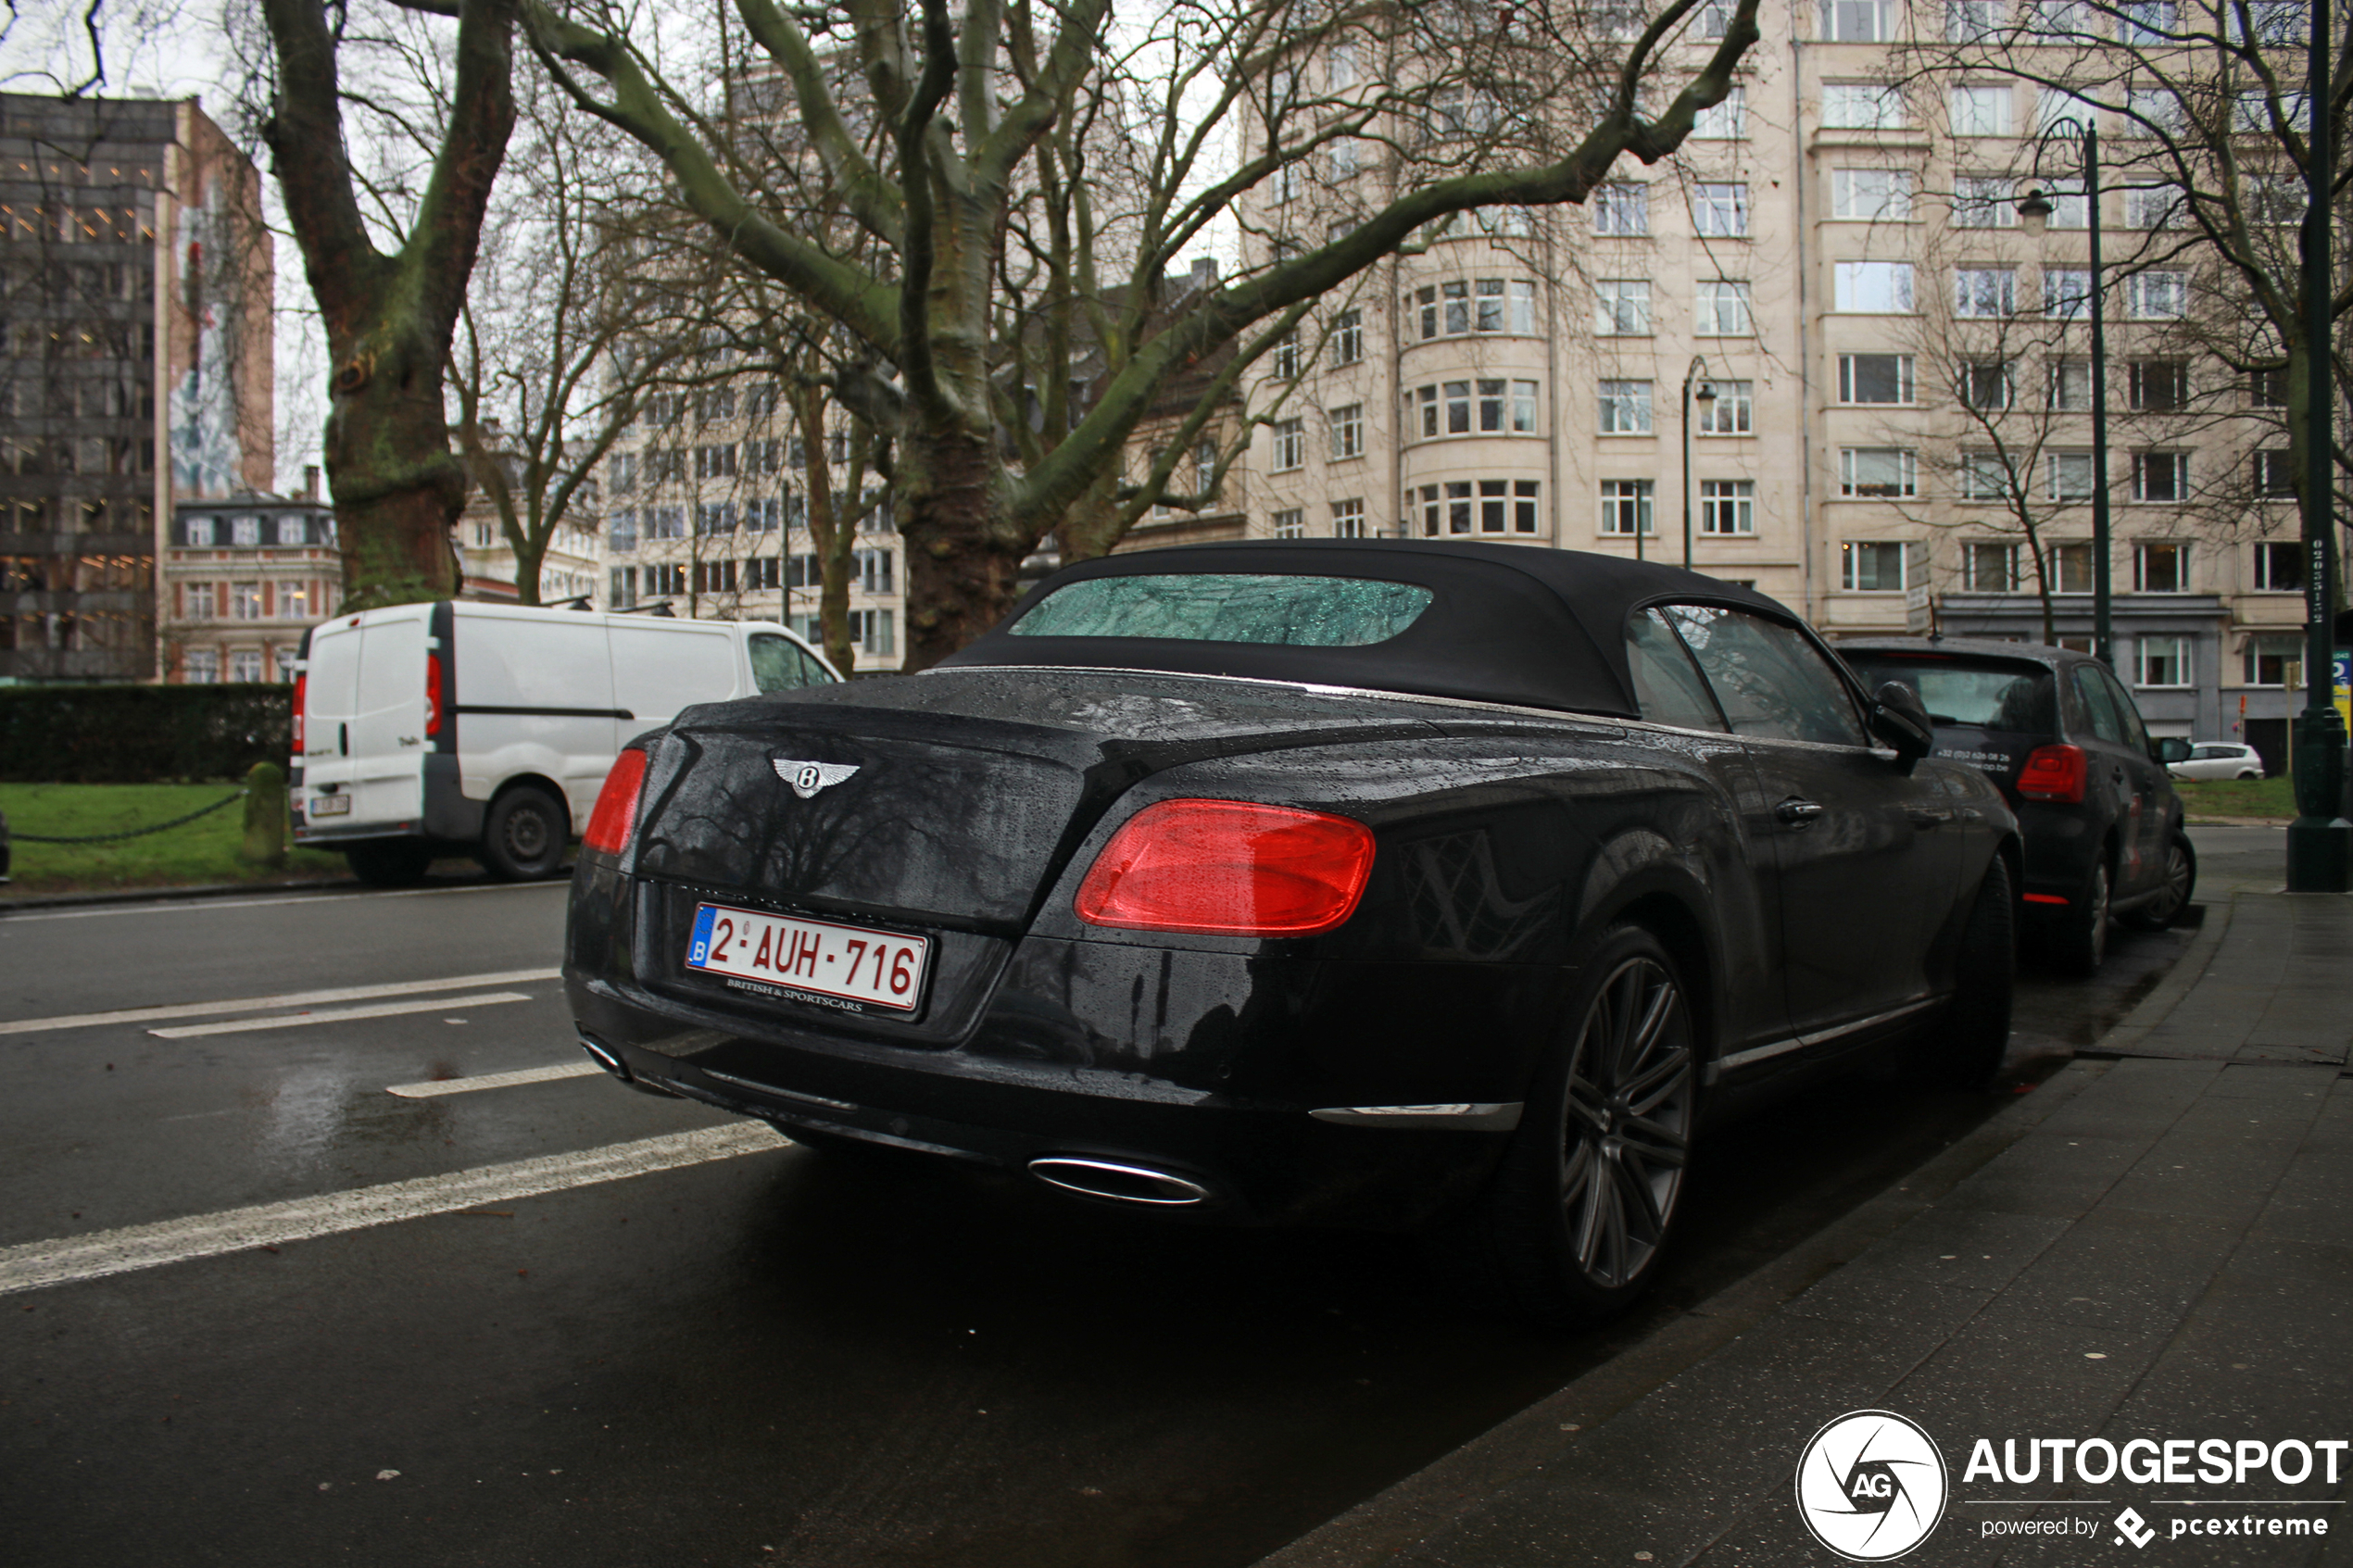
[939,539,1797,717]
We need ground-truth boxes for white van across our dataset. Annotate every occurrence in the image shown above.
[291,602,839,884]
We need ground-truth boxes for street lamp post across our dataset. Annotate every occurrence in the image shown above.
[2285,0,2351,889]
[1681,358,1717,571]
[2018,119,2112,671]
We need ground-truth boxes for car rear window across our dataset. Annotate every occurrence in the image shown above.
[1844,656,2057,734]
[1009,573,1435,646]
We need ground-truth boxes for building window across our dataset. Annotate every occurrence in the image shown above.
[1822,82,1906,129]
[2047,542,2095,593]
[649,508,686,540]
[275,516,307,546]
[2129,359,2189,409]
[1836,261,1915,313]
[228,649,263,684]
[1952,175,2016,228]
[1272,419,1304,472]
[1691,183,1750,236]
[849,608,896,657]
[1966,541,2021,591]
[2047,452,2096,499]
[1946,0,2002,38]
[1271,508,1306,540]
[745,498,782,533]
[2047,359,2094,410]
[695,559,739,594]
[1333,498,1368,538]
[2249,367,2289,408]
[1700,480,1755,534]
[1329,403,1364,459]
[855,546,895,594]
[1693,86,1748,139]
[1840,447,1918,497]
[1841,541,1912,590]
[1594,280,1654,334]
[646,563,686,596]
[1272,332,1301,382]
[743,557,781,592]
[1509,280,1537,333]
[697,502,736,535]
[1697,380,1754,434]
[2126,271,2188,319]
[183,648,219,684]
[1960,452,2014,498]
[1950,83,2012,135]
[2120,0,2180,44]
[2137,634,2190,688]
[1953,267,2016,318]
[1416,481,1474,536]
[1831,169,1912,221]
[2253,540,2303,590]
[1330,309,1363,367]
[2244,633,2302,684]
[1600,380,1655,433]
[695,444,736,480]
[2125,184,2187,230]
[1821,0,1894,41]
[1838,353,1915,404]
[1963,361,2015,410]
[1600,479,1655,536]
[2135,541,2190,591]
[1694,279,1753,334]
[1594,183,1651,235]
[2044,267,2094,319]
[231,582,262,621]
[2253,450,2296,495]
[2133,452,2188,501]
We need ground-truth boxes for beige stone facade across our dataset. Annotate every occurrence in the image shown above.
[164,491,338,684]
[1191,0,2305,762]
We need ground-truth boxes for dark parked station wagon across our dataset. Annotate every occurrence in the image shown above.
[566,543,2021,1324]
[1838,636,2195,974]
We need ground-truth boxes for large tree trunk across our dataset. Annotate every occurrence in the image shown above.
[900,426,1028,671]
[326,324,471,607]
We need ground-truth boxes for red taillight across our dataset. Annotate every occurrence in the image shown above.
[1074,799,1376,937]
[292,673,307,752]
[424,653,444,737]
[2016,744,2088,804]
[583,748,649,856]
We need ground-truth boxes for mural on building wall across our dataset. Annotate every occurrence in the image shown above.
[169,169,246,499]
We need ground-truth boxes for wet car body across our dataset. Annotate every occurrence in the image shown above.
[1837,636,2194,972]
[566,543,2020,1320]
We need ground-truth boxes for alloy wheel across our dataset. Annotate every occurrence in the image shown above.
[1558,955,1694,1290]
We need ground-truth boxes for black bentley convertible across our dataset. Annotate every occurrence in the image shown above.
[564,542,2019,1324]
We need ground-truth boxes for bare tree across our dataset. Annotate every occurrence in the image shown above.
[517,0,1764,668]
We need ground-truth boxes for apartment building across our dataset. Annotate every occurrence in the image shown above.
[1203,0,2308,761]
[454,442,605,607]
[599,377,904,672]
[0,93,273,684]
[165,487,338,683]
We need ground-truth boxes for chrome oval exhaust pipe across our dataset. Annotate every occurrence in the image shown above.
[1027,1156,1212,1207]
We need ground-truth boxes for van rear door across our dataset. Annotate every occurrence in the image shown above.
[349,608,430,827]
[610,621,743,730]
[297,619,364,825]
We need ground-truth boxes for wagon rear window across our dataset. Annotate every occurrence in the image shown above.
[1009,573,1434,646]
[1844,656,2056,734]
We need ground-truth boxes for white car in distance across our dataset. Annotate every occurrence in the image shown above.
[2165,742,2265,782]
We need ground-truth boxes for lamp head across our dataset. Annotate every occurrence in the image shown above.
[2017,186,2055,233]
[1694,382,1718,406]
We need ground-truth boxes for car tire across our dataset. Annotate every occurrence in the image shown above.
[1918,856,2014,1089]
[1457,924,1697,1328]
[2121,835,2196,932]
[2048,859,2111,976]
[2236,769,2261,781]
[345,839,434,887]
[480,785,569,881]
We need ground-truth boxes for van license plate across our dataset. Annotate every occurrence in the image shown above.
[686,903,929,1012]
[308,795,351,818]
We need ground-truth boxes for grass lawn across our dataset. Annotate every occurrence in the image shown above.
[2174,775,2296,821]
[1,782,352,898]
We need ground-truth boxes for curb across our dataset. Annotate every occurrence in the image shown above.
[2080,888,2235,1058]
[0,877,365,913]
[1254,1060,2113,1568]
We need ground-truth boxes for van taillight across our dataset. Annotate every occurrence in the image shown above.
[292,674,306,752]
[1074,799,1376,937]
[2016,744,2088,804]
[584,749,649,856]
[424,653,444,737]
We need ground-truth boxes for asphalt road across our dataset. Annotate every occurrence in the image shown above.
[0,836,2249,1568]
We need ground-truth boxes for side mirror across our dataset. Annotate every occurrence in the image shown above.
[2156,736,2193,765]
[1869,680,1935,771]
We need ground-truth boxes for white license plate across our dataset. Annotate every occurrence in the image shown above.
[308,794,352,818]
[686,902,930,1012]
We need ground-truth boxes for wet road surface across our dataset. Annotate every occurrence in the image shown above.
[0,840,2237,1568]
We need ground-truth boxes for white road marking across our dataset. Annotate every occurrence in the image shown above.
[148,992,533,1039]
[0,1123,791,1298]
[0,879,570,924]
[0,969,561,1037]
[385,1061,605,1098]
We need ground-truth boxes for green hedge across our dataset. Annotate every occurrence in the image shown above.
[0,684,295,783]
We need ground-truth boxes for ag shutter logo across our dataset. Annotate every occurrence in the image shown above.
[1796,1410,1951,1561]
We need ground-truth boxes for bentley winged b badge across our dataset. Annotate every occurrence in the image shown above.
[773,759,861,799]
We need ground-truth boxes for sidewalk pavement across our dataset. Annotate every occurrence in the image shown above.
[1264,888,2353,1568]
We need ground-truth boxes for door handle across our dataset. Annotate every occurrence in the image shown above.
[1906,808,1950,828]
[1775,797,1825,826]
[339,722,349,756]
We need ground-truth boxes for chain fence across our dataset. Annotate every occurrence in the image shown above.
[9,791,249,845]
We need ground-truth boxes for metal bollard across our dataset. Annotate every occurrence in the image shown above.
[241,761,287,867]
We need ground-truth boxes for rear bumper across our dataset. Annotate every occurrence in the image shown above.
[565,964,1520,1231]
